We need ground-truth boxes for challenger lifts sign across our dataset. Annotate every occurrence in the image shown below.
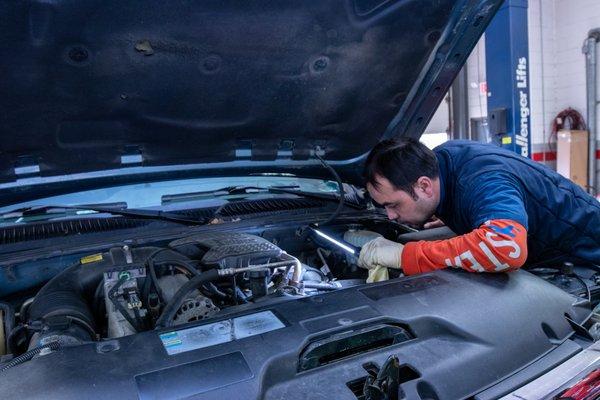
[515,57,529,157]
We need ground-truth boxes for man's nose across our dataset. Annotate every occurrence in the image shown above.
[385,207,398,220]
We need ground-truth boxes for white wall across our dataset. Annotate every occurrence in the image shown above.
[528,0,557,148]
[467,36,488,121]
[424,36,487,139]
[424,94,450,134]
[551,0,600,142]
[464,0,600,156]
[430,0,600,156]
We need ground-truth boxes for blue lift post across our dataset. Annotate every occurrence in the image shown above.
[485,0,531,158]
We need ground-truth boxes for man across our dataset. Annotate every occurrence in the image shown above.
[358,138,600,280]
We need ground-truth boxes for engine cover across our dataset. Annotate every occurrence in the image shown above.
[1,270,590,400]
[170,233,284,269]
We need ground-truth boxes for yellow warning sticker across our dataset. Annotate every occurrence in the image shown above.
[80,253,103,264]
[502,136,512,145]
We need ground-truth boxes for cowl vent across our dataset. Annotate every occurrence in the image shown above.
[177,197,325,220]
[0,218,148,245]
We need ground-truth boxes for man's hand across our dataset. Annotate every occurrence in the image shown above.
[358,237,404,283]
[358,237,404,270]
[423,217,445,229]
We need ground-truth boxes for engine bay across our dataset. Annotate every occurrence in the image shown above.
[0,215,598,399]
[4,218,599,358]
[6,220,412,354]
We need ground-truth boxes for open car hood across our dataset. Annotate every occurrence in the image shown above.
[0,0,502,203]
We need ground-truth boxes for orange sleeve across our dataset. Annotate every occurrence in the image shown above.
[402,219,528,276]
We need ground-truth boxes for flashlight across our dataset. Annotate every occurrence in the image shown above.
[309,225,361,256]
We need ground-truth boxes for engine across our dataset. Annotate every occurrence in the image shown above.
[7,221,600,359]
[17,229,380,351]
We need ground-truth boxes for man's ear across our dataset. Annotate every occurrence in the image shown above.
[415,176,434,197]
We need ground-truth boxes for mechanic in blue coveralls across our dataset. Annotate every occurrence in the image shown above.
[358,138,600,281]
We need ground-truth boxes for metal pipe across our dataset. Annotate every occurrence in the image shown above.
[218,253,303,287]
[283,253,303,287]
[217,260,297,276]
[583,30,600,195]
[303,282,338,291]
[450,66,469,140]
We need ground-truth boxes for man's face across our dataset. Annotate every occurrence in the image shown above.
[366,174,438,228]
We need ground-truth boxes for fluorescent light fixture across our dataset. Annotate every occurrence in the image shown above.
[313,228,355,255]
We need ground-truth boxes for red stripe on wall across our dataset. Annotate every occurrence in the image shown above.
[530,150,600,161]
[532,151,557,161]
[532,153,544,161]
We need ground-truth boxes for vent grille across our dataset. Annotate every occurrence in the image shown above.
[0,198,326,245]
[0,218,149,245]
[220,198,323,216]
[178,197,325,220]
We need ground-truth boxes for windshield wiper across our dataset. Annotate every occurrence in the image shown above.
[161,185,365,209]
[160,185,300,203]
[0,203,207,225]
[2,202,129,217]
[267,187,365,209]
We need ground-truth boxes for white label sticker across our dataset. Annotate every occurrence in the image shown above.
[159,310,285,355]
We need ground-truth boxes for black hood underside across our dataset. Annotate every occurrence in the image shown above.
[0,0,502,190]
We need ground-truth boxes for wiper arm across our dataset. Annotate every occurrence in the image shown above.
[266,187,365,209]
[1,204,206,225]
[161,185,300,204]
[161,184,365,209]
[3,202,129,217]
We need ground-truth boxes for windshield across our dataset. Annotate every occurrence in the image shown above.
[0,176,343,216]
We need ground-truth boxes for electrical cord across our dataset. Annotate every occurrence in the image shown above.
[0,341,60,373]
[551,108,586,138]
[314,149,345,226]
[548,108,587,162]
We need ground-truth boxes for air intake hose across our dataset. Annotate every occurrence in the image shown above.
[27,262,98,341]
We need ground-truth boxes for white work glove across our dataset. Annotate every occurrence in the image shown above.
[358,237,404,283]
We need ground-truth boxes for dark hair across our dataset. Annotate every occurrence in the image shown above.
[364,138,439,197]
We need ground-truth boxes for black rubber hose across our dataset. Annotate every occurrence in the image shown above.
[28,261,97,335]
[155,269,220,328]
[147,257,166,304]
[315,152,345,226]
[144,249,197,303]
[0,341,60,373]
[92,280,105,325]
[143,257,201,310]
[142,271,153,307]
[203,282,228,299]
[7,325,28,355]
[0,302,15,346]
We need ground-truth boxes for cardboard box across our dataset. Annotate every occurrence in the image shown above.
[557,130,589,189]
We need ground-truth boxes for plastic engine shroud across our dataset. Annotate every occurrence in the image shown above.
[170,233,285,269]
